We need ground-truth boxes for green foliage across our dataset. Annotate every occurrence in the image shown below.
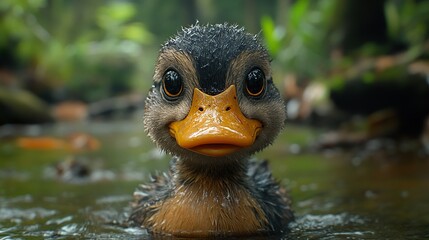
[96,2,153,45]
[328,75,346,91]
[261,0,340,78]
[0,0,154,102]
[385,0,429,46]
[98,2,136,26]
[0,0,46,60]
[262,0,429,89]
[362,72,376,84]
[261,16,283,58]
[2,0,428,103]
[0,0,280,102]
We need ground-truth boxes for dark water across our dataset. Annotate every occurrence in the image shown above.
[1,121,428,239]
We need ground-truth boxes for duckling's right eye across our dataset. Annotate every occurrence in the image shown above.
[162,70,183,99]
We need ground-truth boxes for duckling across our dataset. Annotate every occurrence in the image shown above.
[129,23,293,237]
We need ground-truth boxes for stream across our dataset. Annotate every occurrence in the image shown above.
[1,120,428,239]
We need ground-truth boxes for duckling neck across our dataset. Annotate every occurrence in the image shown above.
[175,157,247,183]
[148,157,269,237]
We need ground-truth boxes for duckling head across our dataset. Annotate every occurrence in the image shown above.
[144,23,286,166]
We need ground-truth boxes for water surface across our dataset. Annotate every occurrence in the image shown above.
[1,121,428,239]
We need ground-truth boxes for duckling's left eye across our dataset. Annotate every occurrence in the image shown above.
[245,68,265,97]
[162,70,183,99]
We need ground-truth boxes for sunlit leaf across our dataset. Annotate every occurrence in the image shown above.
[121,23,154,44]
[290,0,309,31]
[384,1,400,39]
[97,2,136,30]
[261,16,282,57]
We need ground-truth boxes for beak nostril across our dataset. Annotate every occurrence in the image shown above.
[198,107,204,112]
[225,106,231,111]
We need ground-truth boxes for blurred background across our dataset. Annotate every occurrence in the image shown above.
[1,0,429,140]
[1,0,429,143]
[1,0,429,239]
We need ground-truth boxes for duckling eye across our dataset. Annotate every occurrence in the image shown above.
[245,68,265,97]
[162,70,183,99]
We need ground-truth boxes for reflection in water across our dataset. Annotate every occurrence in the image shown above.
[0,121,429,239]
[289,214,370,239]
[0,200,371,239]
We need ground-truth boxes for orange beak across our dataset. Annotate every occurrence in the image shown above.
[169,85,262,157]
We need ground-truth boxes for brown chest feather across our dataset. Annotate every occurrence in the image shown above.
[145,182,268,237]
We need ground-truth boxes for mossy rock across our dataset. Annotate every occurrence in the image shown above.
[0,88,53,124]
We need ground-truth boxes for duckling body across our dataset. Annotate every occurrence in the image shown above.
[129,23,293,237]
[130,158,292,237]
